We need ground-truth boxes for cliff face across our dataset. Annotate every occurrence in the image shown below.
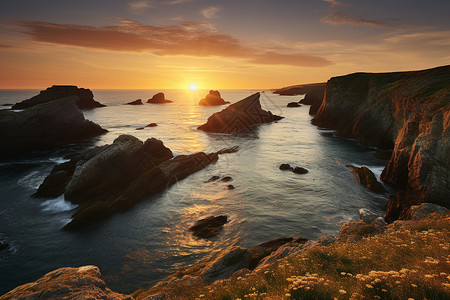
[312,65,450,219]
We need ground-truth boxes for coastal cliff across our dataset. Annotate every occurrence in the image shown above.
[311,65,450,220]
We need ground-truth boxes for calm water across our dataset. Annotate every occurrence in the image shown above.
[0,89,389,294]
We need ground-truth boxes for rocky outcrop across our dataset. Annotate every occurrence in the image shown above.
[12,85,105,110]
[273,83,326,96]
[189,215,228,238]
[299,86,326,115]
[147,92,173,104]
[35,135,238,230]
[199,90,229,106]
[279,163,308,174]
[0,266,132,300]
[126,99,143,105]
[405,203,448,220]
[198,93,283,133]
[312,65,450,220]
[348,165,386,194]
[0,97,107,157]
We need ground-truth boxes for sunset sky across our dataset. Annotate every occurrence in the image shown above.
[1,0,450,89]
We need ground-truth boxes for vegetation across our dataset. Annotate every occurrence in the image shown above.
[135,213,450,299]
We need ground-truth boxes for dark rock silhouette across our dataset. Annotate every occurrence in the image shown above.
[189,215,228,238]
[300,86,326,115]
[221,176,233,182]
[206,175,220,182]
[147,92,173,104]
[348,165,386,194]
[293,166,308,174]
[312,65,450,220]
[226,184,235,190]
[126,99,143,105]
[199,90,229,106]
[12,85,105,110]
[198,93,283,133]
[136,123,157,130]
[35,135,238,230]
[279,163,293,170]
[0,241,8,251]
[287,102,301,107]
[0,97,107,157]
[273,83,326,96]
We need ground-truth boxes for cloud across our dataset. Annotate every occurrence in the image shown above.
[128,0,193,12]
[322,0,344,7]
[128,0,153,11]
[15,19,332,67]
[321,11,396,28]
[201,6,220,19]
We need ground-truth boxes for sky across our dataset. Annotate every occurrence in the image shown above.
[1,0,450,89]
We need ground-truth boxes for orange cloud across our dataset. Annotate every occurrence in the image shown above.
[16,19,332,67]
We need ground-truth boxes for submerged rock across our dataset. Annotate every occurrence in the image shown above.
[126,99,143,105]
[198,93,282,133]
[279,163,293,170]
[293,166,308,174]
[35,135,238,230]
[12,85,105,110]
[0,97,107,157]
[189,215,228,238]
[206,175,220,182]
[147,92,173,104]
[136,123,157,130]
[0,265,132,300]
[348,165,386,194]
[226,184,235,190]
[220,176,233,182]
[199,90,229,106]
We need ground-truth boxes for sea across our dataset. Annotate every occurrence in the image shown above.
[0,89,390,294]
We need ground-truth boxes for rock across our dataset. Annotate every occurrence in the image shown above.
[220,176,233,182]
[359,208,379,224]
[0,97,107,157]
[198,93,283,133]
[189,215,228,239]
[126,99,143,105]
[338,221,385,242]
[0,241,9,251]
[253,239,309,271]
[384,192,421,223]
[12,85,105,110]
[372,217,387,226]
[287,102,301,107]
[136,123,157,130]
[316,234,337,246]
[279,163,293,171]
[199,246,252,282]
[226,184,235,190]
[373,150,392,160]
[348,165,386,194]
[147,92,173,104]
[36,135,237,230]
[406,203,448,220]
[0,265,132,300]
[299,87,326,115]
[199,90,229,106]
[312,66,450,218]
[293,166,308,174]
[206,175,220,182]
[273,83,326,96]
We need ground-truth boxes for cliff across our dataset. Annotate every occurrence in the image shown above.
[12,85,105,110]
[312,65,450,220]
[273,83,326,96]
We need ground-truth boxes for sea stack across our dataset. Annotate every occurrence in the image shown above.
[12,85,106,110]
[198,92,282,133]
[147,92,173,103]
[199,90,229,106]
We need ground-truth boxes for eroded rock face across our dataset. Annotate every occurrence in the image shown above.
[312,66,450,219]
[0,97,107,157]
[198,93,283,133]
[35,135,238,230]
[12,85,105,110]
[199,90,229,106]
[0,266,132,300]
[348,165,386,194]
[147,92,173,104]
[299,87,326,115]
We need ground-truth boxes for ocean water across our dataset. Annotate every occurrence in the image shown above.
[0,89,390,294]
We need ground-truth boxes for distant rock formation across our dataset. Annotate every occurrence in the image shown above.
[147,92,173,103]
[348,165,386,194]
[12,85,105,110]
[126,99,143,105]
[199,90,229,106]
[35,134,238,230]
[198,93,283,133]
[0,97,107,157]
[136,123,157,130]
[273,83,326,96]
[312,65,450,220]
[0,266,132,300]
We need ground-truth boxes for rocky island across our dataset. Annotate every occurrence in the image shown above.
[199,90,230,106]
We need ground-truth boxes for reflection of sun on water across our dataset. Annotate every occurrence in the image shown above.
[189,83,197,90]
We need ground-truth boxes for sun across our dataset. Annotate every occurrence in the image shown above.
[189,83,197,90]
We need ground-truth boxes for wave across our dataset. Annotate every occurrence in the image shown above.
[17,171,45,190]
[40,196,77,213]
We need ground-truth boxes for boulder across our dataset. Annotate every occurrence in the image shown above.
[0,266,132,300]
[220,176,233,182]
[12,85,105,110]
[198,93,283,133]
[348,165,386,194]
[226,184,235,190]
[126,99,143,105]
[136,123,157,130]
[405,203,448,220]
[279,163,293,171]
[287,102,301,107]
[199,90,229,106]
[189,215,228,238]
[35,135,238,230]
[359,208,379,224]
[293,166,308,174]
[372,216,387,226]
[338,221,385,242]
[0,97,107,157]
[147,92,173,104]
[206,175,220,182]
